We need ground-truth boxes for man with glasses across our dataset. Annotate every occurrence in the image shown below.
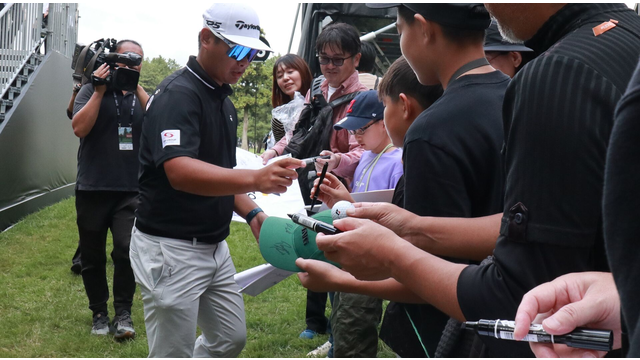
[129,3,306,357]
[270,22,368,190]
[311,23,369,184]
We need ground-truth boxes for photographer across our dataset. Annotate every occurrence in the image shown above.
[72,39,149,340]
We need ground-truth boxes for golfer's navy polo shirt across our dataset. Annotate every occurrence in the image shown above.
[136,56,238,243]
[457,4,640,356]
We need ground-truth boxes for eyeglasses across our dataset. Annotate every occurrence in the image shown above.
[485,52,507,62]
[348,119,380,136]
[210,30,259,62]
[318,54,355,67]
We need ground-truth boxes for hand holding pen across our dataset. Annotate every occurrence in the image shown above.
[309,162,328,212]
[314,150,339,174]
[288,213,341,235]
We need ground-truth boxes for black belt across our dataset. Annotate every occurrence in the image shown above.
[135,222,221,245]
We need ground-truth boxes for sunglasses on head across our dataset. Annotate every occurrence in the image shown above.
[210,30,259,62]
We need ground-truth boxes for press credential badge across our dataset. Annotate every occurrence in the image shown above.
[118,126,133,150]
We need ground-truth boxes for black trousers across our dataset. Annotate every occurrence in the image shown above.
[305,290,329,333]
[71,241,81,265]
[76,190,137,317]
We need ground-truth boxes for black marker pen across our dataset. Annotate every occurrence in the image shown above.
[309,162,328,212]
[301,155,331,167]
[288,213,341,235]
[463,319,613,352]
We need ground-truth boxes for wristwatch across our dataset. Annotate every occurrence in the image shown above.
[245,207,264,224]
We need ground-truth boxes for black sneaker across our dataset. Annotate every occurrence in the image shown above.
[91,313,110,335]
[111,310,136,341]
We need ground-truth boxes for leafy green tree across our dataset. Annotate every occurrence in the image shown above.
[139,55,182,93]
[230,56,277,152]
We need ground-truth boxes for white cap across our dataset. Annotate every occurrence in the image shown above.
[202,3,272,52]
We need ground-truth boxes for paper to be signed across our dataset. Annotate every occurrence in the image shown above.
[234,263,294,296]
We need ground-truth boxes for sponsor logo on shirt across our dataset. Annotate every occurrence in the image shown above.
[161,130,180,148]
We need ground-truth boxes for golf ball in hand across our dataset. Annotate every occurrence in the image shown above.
[332,200,355,220]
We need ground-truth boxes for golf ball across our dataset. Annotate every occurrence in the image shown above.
[332,200,355,220]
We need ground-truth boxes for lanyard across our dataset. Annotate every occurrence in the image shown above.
[356,143,394,192]
[448,57,490,85]
[113,91,136,127]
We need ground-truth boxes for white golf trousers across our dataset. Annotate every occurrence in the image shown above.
[130,226,246,357]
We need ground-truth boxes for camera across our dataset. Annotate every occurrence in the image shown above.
[92,51,142,91]
[71,38,142,92]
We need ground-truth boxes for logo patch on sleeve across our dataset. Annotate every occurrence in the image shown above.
[161,130,180,148]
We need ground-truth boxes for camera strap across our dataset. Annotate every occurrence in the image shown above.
[113,91,136,127]
[84,42,106,84]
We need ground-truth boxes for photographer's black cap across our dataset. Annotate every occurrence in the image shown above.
[366,3,491,30]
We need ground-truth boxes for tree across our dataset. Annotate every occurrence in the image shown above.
[138,55,182,93]
[230,56,277,152]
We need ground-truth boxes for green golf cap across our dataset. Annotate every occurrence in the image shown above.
[259,210,340,272]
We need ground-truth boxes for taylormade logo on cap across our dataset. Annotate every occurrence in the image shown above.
[206,19,261,32]
[202,3,272,52]
[235,21,260,31]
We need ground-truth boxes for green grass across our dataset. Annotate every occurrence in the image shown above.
[0,197,396,357]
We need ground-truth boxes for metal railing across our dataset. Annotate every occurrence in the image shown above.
[44,3,78,59]
[0,3,78,98]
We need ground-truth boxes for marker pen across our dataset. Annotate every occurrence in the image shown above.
[309,162,328,212]
[288,213,341,235]
[463,319,613,352]
[301,155,331,167]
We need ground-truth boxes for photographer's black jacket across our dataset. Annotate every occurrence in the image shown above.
[135,56,238,244]
[73,84,144,191]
